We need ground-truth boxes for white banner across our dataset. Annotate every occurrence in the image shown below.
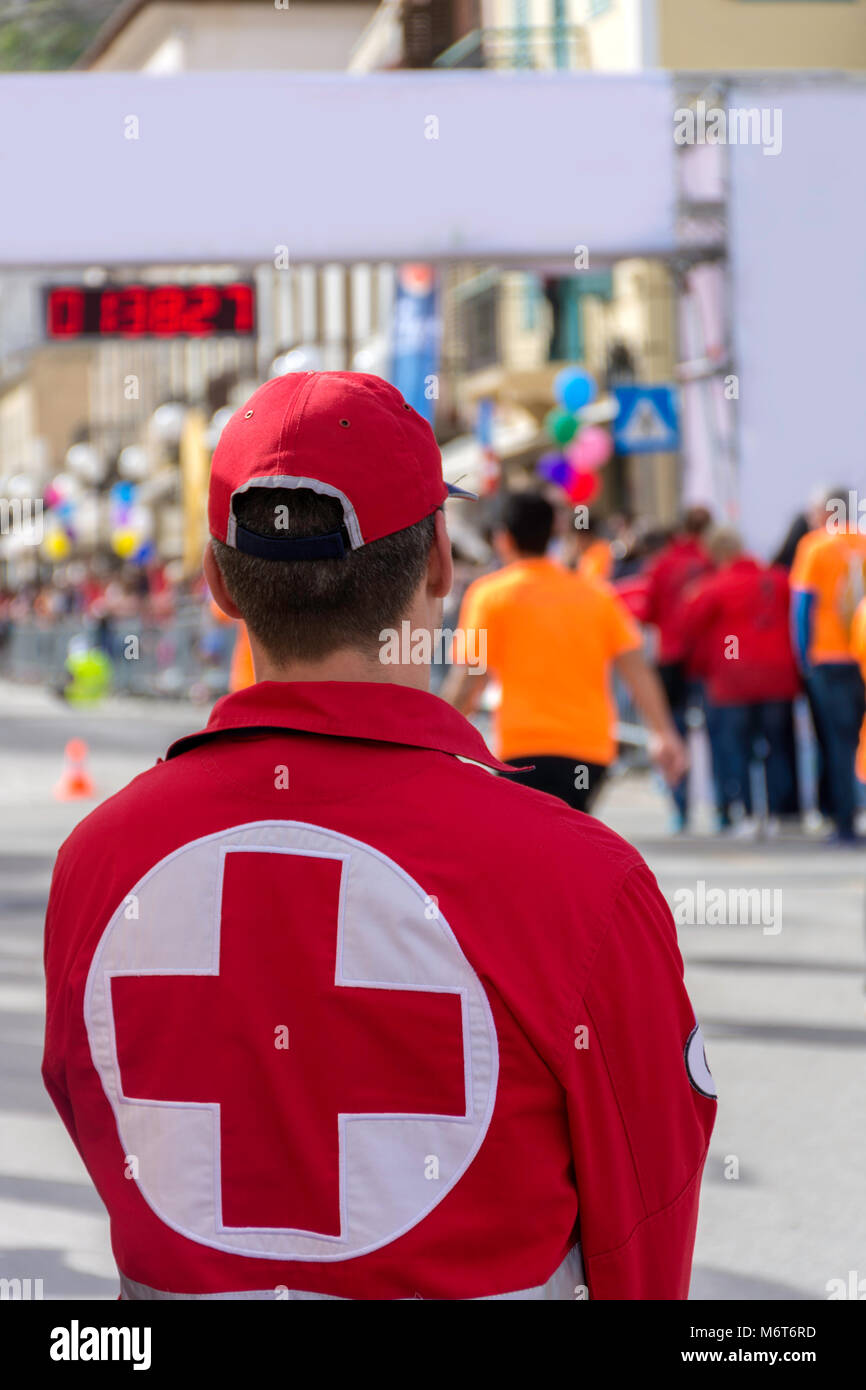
[0,71,676,267]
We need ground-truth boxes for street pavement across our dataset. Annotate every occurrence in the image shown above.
[1,678,863,1301]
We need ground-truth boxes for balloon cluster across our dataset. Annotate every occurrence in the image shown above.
[41,473,80,560]
[110,481,152,562]
[536,367,613,505]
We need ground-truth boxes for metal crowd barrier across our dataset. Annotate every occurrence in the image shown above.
[0,607,233,699]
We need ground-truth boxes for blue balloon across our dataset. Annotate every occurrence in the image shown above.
[111,481,136,507]
[554,367,597,415]
[132,539,155,565]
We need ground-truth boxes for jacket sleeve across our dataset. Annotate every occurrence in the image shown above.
[42,849,81,1155]
[565,862,716,1299]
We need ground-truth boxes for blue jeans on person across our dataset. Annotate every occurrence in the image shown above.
[708,699,798,822]
[807,663,865,839]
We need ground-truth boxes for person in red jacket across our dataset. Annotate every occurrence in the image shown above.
[681,529,801,835]
[43,372,715,1301]
[643,506,714,829]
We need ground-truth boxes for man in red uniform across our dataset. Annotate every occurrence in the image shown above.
[643,506,714,830]
[43,372,715,1301]
[681,530,801,834]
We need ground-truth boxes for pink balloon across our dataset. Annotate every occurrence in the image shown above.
[567,426,613,472]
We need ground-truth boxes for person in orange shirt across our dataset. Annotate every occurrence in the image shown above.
[442,492,685,814]
[572,521,613,583]
[785,501,838,820]
[792,496,866,842]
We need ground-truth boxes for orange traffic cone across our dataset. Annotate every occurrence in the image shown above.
[54,738,96,801]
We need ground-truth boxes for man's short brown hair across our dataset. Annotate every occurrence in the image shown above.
[210,487,437,664]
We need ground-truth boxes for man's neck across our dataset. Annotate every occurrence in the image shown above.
[251,645,431,692]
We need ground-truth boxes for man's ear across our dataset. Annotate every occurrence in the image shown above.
[203,541,243,621]
[428,509,454,600]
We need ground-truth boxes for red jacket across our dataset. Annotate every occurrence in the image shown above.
[614,571,651,623]
[644,536,714,663]
[681,558,800,705]
[43,680,715,1301]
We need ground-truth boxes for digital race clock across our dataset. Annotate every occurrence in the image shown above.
[44,283,256,339]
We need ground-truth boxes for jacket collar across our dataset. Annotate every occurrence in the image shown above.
[165,679,517,773]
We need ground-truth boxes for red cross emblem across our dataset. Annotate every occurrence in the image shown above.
[111,849,466,1236]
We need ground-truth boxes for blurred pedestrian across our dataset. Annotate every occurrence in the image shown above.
[643,505,714,830]
[572,516,613,583]
[791,491,866,843]
[787,490,844,824]
[681,529,801,837]
[442,492,686,813]
[209,600,255,691]
[849,594,866,788]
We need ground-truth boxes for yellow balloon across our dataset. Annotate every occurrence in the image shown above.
[111,527,139,558]
[43,529,70,560]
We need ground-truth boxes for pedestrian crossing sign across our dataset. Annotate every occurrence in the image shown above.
[612,385,679,454]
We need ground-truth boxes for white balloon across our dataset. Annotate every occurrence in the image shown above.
[150,402,187,446]
[74,496,100,544]
[7,473,37,498]
[126,504,153,539]
[118,445,150,481]
[272,345,322,376]
[49,472,82,499]
[65,443,104,483]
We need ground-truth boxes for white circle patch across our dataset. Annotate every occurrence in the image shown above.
[684,1022,716,1099]
[85,820,498,1261]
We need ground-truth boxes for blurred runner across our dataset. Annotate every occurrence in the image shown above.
[788,491,843,823]
[57,638,113,706]
[681,530,800,837]
[791,497,866,843]
[443,492,686,814]
[572,516,613,583]
[643,506,714,831]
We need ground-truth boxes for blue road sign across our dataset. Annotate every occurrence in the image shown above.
[612,385,679,454]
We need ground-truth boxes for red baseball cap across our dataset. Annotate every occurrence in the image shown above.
[208,371,475,561]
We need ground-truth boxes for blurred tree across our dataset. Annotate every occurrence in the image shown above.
[0,0,119,71]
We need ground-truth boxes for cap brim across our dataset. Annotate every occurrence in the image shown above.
[445,481,478,501]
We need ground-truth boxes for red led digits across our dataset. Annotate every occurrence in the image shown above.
[224,283,254,333]
[47,288,85,337]
[116,287,148,335]
[99,290,120,334]
[182,285,220,335]
[45,283,255,338]
[148,285,186,336]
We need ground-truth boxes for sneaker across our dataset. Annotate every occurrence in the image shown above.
[824,831,862,848]
[729,816,759,841]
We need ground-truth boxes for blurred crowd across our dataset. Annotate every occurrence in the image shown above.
[564,493,866,843]
[0,558,193,635]
[3,486,866,843]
